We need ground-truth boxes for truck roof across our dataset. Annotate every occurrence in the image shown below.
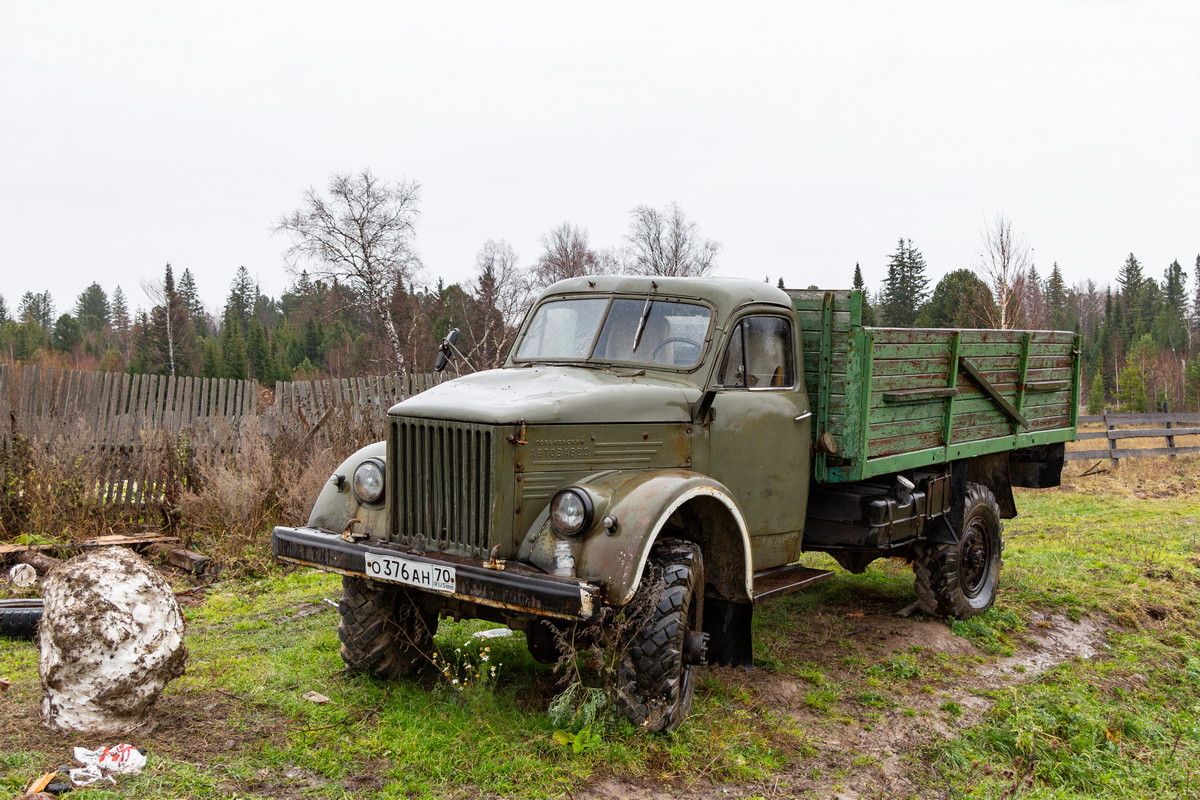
[541,275,793,312]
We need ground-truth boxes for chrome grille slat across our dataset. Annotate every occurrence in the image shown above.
[393,419,494,557]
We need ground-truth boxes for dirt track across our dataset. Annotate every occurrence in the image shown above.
[580,608,1104,800]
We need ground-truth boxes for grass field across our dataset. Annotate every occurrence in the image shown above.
[2,457,1199,799]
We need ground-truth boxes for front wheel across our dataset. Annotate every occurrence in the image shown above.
[617,539,707,733]
[338,576,437,679]
[913,483,1002,619]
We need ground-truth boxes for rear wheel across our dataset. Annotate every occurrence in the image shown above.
[338,576,437,679]
[913,483,1002,619]
[617,539,707,733]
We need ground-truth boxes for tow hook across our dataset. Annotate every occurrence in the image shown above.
[483,544,506,571]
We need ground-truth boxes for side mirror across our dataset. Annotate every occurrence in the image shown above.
[434,328,461,372]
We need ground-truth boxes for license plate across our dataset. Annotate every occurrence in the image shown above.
[364,553,456,593]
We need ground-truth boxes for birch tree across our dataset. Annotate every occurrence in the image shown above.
[277,170,422,375]
[976,215,1033,330]
[623,202,720,277]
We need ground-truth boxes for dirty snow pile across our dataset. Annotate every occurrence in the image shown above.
[39,547,187,735]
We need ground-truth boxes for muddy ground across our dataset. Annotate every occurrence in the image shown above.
[581,606,1103,800]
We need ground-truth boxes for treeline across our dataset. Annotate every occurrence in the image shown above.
[1,173,1198,414]
[860,231,1200,413]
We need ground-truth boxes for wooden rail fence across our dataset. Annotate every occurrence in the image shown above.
[1069,412,1200,462]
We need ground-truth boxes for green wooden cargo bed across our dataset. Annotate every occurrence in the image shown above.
[789,289,1082,484]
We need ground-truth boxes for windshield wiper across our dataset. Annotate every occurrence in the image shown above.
[631,282,658,352]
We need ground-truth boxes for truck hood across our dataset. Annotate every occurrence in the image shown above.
[390,366,701,425]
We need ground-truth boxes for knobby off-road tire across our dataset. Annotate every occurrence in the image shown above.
[338,576,437,680]
[913,482,1003,619]
[617,539,705,733]
[0,599,43,640]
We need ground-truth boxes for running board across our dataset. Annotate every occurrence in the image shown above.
[752,564,835,601]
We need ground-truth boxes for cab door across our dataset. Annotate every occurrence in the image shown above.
[704,312,811,569]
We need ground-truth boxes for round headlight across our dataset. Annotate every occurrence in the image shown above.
[352,459,385,504]
[551,488,593,536]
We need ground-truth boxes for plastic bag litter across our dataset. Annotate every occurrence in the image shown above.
[69,743,146,786]
[472,628,514,640]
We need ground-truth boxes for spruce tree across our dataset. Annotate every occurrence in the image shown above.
[1154,259,1190,354]
[178,268,209,338]
[1045,263,1068,330]
[110,287,130,333]
[18,291,54,330]
[852,262,876,324]
[1086,368,1106,414]
[74,283,110,333]
[220,312,248,380]
[226,266,255,330]
[879,239,929,327]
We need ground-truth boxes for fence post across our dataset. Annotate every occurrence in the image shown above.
[1104,410,1118,463]
[1161,401,1176,459]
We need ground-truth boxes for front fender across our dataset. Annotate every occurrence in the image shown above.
[307,441,388,538]
[518,469,753,607]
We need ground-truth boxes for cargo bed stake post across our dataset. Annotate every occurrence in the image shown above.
[1013,333,1032,435]
[941,331,961,451]
[815,292,834,481]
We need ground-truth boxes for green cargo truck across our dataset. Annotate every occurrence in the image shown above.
[273,275,1080,731]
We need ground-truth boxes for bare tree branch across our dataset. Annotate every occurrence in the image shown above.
[276,170,422,375]
[623,202,720,277]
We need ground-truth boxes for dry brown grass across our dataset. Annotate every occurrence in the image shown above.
[1064,422,1200,498]
[0,403,371,574]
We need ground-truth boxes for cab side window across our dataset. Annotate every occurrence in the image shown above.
[718,316,795,389]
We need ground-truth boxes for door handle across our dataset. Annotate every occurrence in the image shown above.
[794,411,812,422]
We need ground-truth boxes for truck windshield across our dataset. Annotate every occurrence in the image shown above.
[515,297,712,368]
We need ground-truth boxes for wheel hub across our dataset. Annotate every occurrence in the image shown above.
[959,523,991,598]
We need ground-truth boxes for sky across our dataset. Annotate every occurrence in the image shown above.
[2,1,1198,317]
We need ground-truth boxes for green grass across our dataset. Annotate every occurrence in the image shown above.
[3,486,1199,797]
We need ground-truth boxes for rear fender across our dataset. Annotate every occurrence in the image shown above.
[518,469,753,607]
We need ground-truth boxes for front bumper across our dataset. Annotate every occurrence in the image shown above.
[271,527,601,621]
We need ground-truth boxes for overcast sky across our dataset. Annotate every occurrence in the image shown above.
[2,1,1197,317]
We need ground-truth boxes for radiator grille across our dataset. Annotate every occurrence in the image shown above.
[393,419,494,557]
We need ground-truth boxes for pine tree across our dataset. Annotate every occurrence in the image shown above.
[0,294,8,325]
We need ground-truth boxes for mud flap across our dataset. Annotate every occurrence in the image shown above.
[703,598,753,668]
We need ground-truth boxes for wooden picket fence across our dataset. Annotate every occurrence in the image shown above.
[272,372,442,433]
[1069,412,1200,462]
[0,363,443,518]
